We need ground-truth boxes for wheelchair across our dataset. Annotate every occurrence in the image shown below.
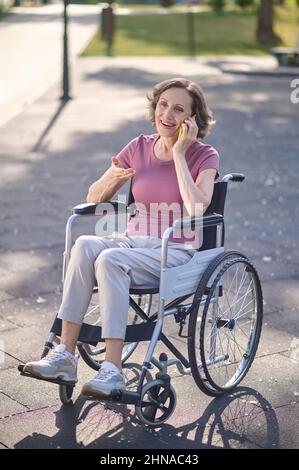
[18,172,263,427]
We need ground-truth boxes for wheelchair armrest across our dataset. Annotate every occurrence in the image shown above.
[72,203,97,215]
[172,213,224,231]
[72,200,128,216]
[222,173,245,183]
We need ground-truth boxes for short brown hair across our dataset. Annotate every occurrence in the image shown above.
[147,77,215,139]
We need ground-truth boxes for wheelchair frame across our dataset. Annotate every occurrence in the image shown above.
[19,173,263,427]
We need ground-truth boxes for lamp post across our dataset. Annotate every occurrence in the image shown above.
[186,0,196,57]
[101,1,115,57]
[61,0,71,102]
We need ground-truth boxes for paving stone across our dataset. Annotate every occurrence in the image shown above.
[241,353,299,408]
[263,308,299,336]
[0,322,54,370]
[0,392,28,420]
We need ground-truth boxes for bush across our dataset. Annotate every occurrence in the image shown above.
[235,0,255,8]
[160,0,175,6]
[208,0,226,12]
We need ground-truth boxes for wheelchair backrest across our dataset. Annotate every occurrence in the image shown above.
[201,181,227,250]
[127,180,228,251]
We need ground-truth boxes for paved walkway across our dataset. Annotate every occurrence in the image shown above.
[0,4,100,126]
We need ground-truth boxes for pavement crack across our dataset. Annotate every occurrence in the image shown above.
[0,404,57,420]
[0,391,31,410]
[5,318,25,329]
[255,349,291,360]
[0,440,9,448]
[0,349,23,364]
[278,351,299,363]
[273,401,299,410]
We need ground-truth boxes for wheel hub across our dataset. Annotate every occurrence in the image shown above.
[216,317,236,330]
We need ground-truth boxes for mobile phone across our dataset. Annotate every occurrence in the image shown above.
[178,114,196,138]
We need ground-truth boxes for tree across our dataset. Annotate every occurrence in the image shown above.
[235,0,255,9]
[256,0,282,45]
[209,0,226,13]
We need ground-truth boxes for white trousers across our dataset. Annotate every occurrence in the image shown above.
[57,235,195,339]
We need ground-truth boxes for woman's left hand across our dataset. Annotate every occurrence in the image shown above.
[172,116,198,157]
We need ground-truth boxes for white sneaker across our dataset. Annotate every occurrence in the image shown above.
[23,344,78,383]
[81,361,125,398]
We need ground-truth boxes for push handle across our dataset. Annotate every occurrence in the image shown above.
[221,173,245,183]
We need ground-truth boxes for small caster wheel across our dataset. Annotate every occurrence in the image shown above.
[59,384,74,405]
[135,379,176,427]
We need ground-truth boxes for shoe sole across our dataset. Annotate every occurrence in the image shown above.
[81,383,124,399]
[23,364,77,384]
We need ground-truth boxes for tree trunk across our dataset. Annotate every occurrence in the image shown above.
[256,0,282,45]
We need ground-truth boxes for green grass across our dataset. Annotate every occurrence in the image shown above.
[275,3,299,47]
[82,5,299,57]
[0,5,11,20]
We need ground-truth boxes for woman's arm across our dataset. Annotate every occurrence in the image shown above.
[87,157,136,203]
[173,155,216,217]
[172,116,217,217]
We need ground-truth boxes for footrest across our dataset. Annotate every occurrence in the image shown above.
[83,389,139,405]
[18,364,76,388]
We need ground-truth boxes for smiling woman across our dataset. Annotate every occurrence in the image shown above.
[148,77,215,139]
[23,77,220,401]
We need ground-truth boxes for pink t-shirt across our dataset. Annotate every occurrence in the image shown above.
[116,133,220,246]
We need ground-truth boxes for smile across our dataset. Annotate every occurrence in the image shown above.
[160,120,176,129]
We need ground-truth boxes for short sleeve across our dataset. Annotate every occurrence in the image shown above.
[196,148,220,180]
[116,137,139,169]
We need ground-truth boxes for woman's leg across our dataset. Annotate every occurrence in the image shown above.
[58,235,134,354]
[81,239,194,397]
[24,235,134,381]
[94,240,194,369]
[104,339,124,370]
[61,321,82,356]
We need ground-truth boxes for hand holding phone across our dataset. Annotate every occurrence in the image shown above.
[178,114,196,139]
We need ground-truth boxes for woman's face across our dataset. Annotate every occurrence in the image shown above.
[155,87,193,138]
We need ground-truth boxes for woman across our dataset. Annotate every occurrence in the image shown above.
[23,77,219,398]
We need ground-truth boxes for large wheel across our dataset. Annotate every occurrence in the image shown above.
[188,250,250,397]
[193,257,263,394]
[78,293,152,371]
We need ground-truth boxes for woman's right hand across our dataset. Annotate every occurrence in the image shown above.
[111,156,136,180]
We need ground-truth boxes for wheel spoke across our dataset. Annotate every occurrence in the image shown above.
[157,388,170,405]
[144,403,159,421]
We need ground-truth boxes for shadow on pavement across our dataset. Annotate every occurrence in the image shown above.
[84,67,164,90]
[14,369,279,449]
[32,100,71,153]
